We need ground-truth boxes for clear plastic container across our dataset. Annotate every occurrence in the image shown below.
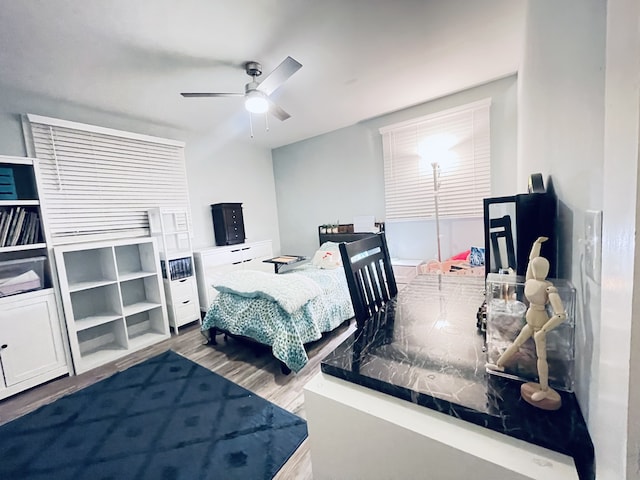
[0,256,45,297]
[485,272,576,392]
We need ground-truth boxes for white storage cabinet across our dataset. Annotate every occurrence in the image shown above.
[391,258,425,286]
[55,237,170,374]
[148,207,200,334]
[193,240,273,313]
[0,155,69,400]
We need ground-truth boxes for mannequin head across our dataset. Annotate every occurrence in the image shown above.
[531,256,550,280]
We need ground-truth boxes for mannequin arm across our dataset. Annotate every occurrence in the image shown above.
[529,236,549,260]
[526,236,549,280]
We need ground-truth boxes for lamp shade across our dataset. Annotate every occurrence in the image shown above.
[245,90,269,114]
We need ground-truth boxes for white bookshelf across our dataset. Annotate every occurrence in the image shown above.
[0,155,68,400]
[55,237,169,374]
[148,207,200,334]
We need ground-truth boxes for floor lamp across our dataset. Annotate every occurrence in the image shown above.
[419,133,457,267]
[431,161,442,263]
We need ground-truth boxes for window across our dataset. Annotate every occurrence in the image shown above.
[380,99,491,220]
[23,114,191,245]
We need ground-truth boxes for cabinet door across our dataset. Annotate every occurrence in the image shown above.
[0,290,66,386]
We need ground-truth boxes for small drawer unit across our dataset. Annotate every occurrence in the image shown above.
[148,207,199,334]
[211,202,245,246]
[164,276,200,333]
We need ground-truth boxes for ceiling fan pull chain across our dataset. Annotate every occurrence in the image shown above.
[249,113,254,138]
[265,112,270,132]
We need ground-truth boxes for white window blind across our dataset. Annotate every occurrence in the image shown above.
[380,99,491,220]
[24,114,191,245]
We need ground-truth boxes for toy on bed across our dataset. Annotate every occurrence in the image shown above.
[421,246,485,276]
[201,241,354,374]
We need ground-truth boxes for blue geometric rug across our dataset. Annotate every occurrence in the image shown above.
[0,350,307,480]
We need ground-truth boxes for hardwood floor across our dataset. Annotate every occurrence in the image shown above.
[0,320,355,479]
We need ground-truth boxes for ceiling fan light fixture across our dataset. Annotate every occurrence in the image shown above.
[245,90,269,114]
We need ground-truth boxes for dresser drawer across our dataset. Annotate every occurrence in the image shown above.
[245,241,273,260]
[199,250,234,267]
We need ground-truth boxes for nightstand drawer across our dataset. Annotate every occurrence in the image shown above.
[167,277,197,304]
[173,298,199,323]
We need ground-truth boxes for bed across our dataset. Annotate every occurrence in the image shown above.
[201,242,354,373]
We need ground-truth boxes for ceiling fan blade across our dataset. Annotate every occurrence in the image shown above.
[181,92,243,98]
[257,56,302,96]
[268,100,291,121]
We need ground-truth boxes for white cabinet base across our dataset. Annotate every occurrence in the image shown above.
[304,373,578,480]
[0,289,68,400]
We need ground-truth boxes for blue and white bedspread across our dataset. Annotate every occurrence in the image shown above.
[201,265,354,372]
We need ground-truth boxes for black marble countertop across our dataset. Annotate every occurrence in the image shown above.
[321,275,594,480]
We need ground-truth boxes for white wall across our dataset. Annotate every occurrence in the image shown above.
[519,0,606,422]
[185,136,280,251]
[272,75,518,259]
[518,1,640,479]
[599,1,640,479]
[0,84,280,254]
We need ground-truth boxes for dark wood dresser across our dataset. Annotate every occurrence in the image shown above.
[211,202,245,245]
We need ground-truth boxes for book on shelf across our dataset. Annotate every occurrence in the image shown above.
[10,207,26,246]
[0,208,8,240]
[0,206,41,247]
[1,207,15,246]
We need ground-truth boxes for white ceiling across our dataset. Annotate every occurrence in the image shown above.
[0,0,524,149]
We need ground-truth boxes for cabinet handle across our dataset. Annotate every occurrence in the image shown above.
[0,344,7,350]
[182,300,190,304]
[179,278,187,283]
[232,261,242,265]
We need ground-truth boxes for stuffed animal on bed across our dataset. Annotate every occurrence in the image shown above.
[311,241,343,269]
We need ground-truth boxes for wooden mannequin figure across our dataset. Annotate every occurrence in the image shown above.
[486,236,567,410]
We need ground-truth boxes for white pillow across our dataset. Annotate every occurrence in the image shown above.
[311,242,343,269]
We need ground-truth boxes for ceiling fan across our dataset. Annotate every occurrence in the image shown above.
[181,56,302,121]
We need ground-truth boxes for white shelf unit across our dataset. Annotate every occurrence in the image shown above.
[193,239,273,313]
[55,237,169,374]
[148,207,200,334]
[391,258,426,286]
[0,155,69,400]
